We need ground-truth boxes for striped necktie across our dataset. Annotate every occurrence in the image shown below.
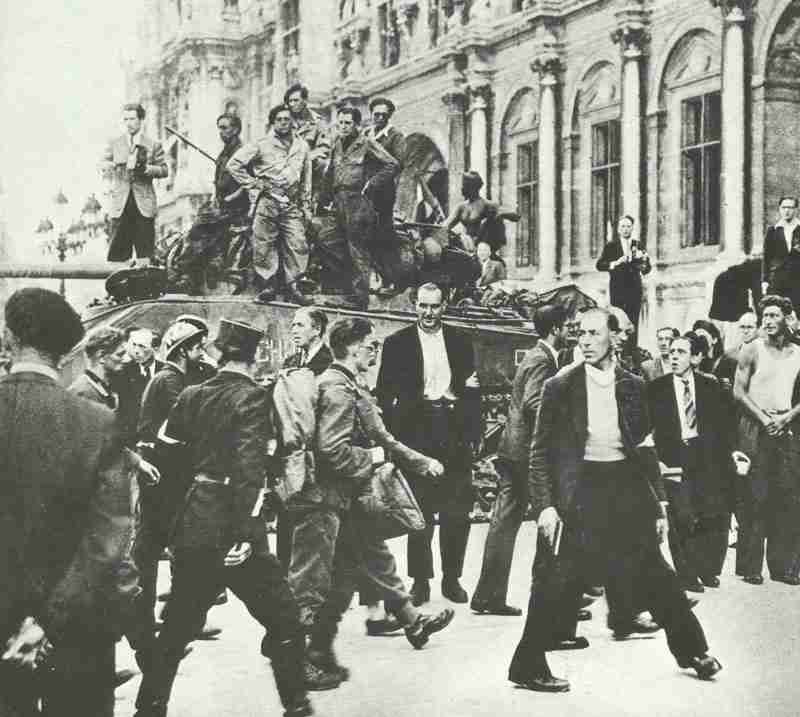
[682,378,697,431]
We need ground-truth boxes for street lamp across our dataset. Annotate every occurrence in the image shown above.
[36,189,96,296]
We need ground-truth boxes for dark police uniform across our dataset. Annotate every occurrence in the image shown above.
[134,367,309,717]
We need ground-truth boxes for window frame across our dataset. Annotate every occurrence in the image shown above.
[589,118,622,259]
[514,139,539,268]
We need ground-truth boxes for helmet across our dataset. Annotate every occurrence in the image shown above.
[160,320,207,362]
[175,314,209,333]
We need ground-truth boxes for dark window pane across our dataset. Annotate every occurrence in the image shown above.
[704,91,722,143]
[531,184,539,267]
[517,143,531,184]
[592,124,608,167]
[591,172,607,257]
[681,97,702,147]
[682,147,701,247]
[530,141,539,182]
[608,120,621,163]
[517,187,531,266]
[705,144,721,245]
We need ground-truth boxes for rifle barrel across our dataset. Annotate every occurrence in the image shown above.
[165,126,217,163]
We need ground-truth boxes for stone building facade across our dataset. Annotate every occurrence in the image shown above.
[128,0,800,344]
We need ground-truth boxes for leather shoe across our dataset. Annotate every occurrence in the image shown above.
[743,574,764,585]
[470,600,522,616]
[509,674,570,693]
[771,574,800,586]
[441,578,469,603]
[679,654,723,680]
[700,575,720,588]
[576,609,592,621]
[366,616,404,635]
[547,636,589,651]
[611,615,661,638]
[410,579,430,606]
[303,659,342,691]
[405,608,455,649]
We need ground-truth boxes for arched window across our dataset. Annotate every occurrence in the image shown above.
[660,30,721,250]
[500,88,539,269]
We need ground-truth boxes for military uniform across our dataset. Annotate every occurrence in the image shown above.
[325,131,400,306]
[134,366,309,717]
[292,107,331,204]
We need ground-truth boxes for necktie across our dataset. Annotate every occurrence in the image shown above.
[682,378,697,432]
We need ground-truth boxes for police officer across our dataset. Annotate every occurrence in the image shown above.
[134,319,312,717]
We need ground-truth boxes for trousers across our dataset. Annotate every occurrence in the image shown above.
[135,547,306,713]
[287,503,412,629]
[333,190,378,305]
[251,196,309,290]
[108,192,155,262]
[472,459,528,605]
[510,460,709,679]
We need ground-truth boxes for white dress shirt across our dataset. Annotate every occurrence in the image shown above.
[417,326,455,400]
[776,219,800,252]
[673,371,698,440]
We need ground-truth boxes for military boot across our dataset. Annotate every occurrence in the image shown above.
[307,618,350,683]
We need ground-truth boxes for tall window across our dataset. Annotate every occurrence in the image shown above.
[379,1,400,67]
[590,119,620,258]
[282,0,300,79]
[516,141,539,268]
[681,91,721,247]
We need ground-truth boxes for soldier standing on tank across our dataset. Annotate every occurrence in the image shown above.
[134,318,312,717]
[285,82,331,207]
[323,106,400,309]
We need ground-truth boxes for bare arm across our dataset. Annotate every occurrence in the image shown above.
[733,342,771,427]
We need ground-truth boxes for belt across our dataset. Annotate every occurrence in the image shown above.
[194,474,231,486]
[423,398,457,410]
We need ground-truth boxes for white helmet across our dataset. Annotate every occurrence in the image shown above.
[160,320,207,362]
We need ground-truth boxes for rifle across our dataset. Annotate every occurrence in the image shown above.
[165,125,217,163]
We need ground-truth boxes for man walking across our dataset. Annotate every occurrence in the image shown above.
[101,103,168,265]
[1,288,136,717]
[471,305,567,615]
[229,104,313,304]
[376,283,481,605]
[134,318,312,717]
[325,106,400,308]
[649,333,734,591]
[733,295,800,585]
[288,317,454,689]
[509,307,720,692]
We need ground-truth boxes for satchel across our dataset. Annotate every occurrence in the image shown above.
[355,462,426,540]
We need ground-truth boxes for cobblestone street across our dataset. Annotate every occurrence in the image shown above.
[114,522,800,717]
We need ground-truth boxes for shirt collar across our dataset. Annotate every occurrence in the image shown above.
[129,130,143,148]
[776,218,800,234]
[370,124,392,141]
[417,325,444,341]
[330,362,357,383]
[538,339,558,364]
[84,369,116,400]
[673,370,695,391]
[10,361,60,382]
[304,342,324,365]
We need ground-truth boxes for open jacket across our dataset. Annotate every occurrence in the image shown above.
[100,133,168,218]
[307,364,432,511]
[528,362,664,519]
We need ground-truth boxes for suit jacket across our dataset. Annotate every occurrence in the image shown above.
[648,373,733,516]
[366,125,406,218]
[282,344,333,376]
[528,362,664,519]
[69,371,118,410]
[326,129,400,202]
[641,356,668,382]
[763,223,800,287]
[308,364,432,511]
[497,341,558,464]
[376,323,480,449]
[595,239,651,309]
[101,133,168,218]
[478,258,507,287]
[0,372,135,644]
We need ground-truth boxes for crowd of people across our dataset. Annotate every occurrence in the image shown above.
[101,88,514,309]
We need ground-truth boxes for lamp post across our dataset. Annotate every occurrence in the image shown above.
[36,189,102,296]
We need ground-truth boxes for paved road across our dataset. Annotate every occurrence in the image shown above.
[115,522,800,717]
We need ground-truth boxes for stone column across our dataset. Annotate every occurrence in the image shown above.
[468,86,490,185]
[611,3,648,236]
[442,87,468,215]
[711,0,753,259]
[531,53,561,282]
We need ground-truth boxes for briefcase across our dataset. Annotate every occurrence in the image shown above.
[355,462,426,541]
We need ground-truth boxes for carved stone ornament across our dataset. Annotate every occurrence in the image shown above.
[611,3,649,57]
[530,25,563,83]
[709,0,757,20]
[766,2,800,83]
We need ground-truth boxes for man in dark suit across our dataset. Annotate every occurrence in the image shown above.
[0,288,136,717]
[100,103,168,265]
[283,307,333,375]
[596,215,651,336]
[508,307,720,693]
[471,305,567,615]
[649,334,734,592]
[762,196,800,310]
[134,319,312,717]
[376,282,481,605]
